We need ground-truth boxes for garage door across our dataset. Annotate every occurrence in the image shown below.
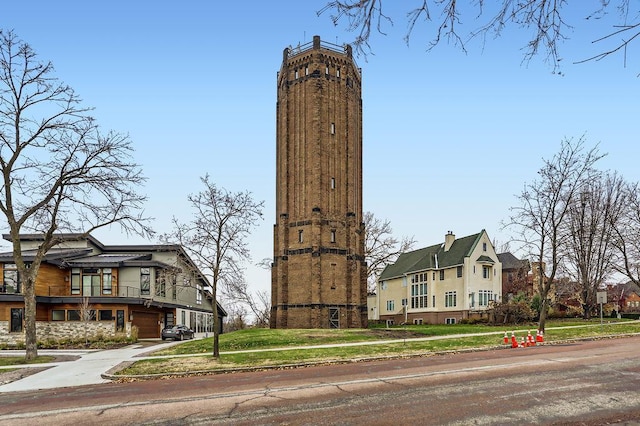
[131,311,160,338]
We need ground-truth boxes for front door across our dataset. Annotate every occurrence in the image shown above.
[329,307,339,329]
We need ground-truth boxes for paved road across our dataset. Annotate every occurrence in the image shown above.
[0,336,639,425]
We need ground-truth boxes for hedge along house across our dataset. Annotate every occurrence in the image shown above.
[375,230,502,325]
[0,234,226,345]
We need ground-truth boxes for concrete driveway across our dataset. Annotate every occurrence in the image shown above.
[0,339,184,392]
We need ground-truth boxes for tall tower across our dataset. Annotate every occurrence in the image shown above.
[271,35,367,329]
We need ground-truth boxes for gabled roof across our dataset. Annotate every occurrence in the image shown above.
[379,231,485,281]
[497,252,529,270]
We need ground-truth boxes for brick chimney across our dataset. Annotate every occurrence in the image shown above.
[444,231,455,252]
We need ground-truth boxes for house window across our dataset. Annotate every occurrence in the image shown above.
[71,268,81,295]
[432,272,436,280]
[433,295,436,307]
[483,242,487,251]
[439,270,445,280]
[479,290,493,306]
[99,310,113,321]
[457,266,463,278]
[330,230,336,243]
[67,310,80,321]
[413,318,423,325]
[140,267,150,295]
[10,308,23,332]
[196,284,203,304]
[82,268,101,296]
[298,230,304,243]
[2,263,19,293]
[445,291,457,307]
[483,266,491,279]
[52,310,65,321]
[102,268,112,295]
[446,318,457,324]
[411,283,428,309]
[181,310,186,325]
[386,300,395,311]
[155,268,166,297]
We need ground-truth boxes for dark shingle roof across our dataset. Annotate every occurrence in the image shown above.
[379,231,484,281]
[497,252,529,270]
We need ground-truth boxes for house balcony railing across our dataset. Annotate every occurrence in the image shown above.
[45,285,144,298]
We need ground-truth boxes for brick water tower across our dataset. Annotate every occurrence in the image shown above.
[271,35,367,329]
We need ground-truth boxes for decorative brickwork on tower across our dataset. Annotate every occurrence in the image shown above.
[270,35,367,329]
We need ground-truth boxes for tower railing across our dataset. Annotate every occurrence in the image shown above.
[286,38,359,70]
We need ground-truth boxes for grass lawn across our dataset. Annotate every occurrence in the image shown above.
[117,319,640,376]
[0,356,55,367]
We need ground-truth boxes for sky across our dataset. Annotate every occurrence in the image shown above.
[3,1,639,296]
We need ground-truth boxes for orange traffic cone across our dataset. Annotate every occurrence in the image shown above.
[520,337,526,348]
[511,331,518,348]
[527,330,535,346]
[536,330,544,343]
[503,332,509,345]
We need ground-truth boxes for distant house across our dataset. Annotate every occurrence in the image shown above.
[375,230,502,325]
[497,252,532,299]
[0,234,226,345]
[624,291,640,312]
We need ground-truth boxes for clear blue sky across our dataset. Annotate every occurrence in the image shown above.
[4,1,639,293]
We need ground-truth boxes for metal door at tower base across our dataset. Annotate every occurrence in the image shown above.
[329,307,339,329]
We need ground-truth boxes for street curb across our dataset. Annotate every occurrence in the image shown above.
[101,332,640,382]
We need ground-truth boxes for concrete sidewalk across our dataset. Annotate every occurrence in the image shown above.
[0,341,182,393]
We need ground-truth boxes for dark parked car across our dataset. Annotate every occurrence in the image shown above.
[161,325,194,341]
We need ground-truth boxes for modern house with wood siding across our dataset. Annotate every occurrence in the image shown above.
[375,230,502,325]
[0,234,226,344]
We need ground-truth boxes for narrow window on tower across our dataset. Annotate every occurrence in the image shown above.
[331,177,336,189]
[325,64,329,75]
[336,68,341,78]
[295,69,299,79]
[298,230,303,243]
[305,66,309,75]
[331,263,337,289]
[330,230,336,243]
[330,123,335,134]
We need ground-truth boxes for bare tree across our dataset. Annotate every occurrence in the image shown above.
[222,278,271,328]
[612,181,640,286]
[563,172,626,318]
[319,1,639,73]
[78,297,95,346]
[509,136,604,332]
[0,31,151,360]
[364,211,415,292]
[166,175,264,357]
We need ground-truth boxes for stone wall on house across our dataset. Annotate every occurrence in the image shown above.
[0,321,132,346]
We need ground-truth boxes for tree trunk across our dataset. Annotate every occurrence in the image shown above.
[212,290,220,358]
[538,297,549,333]
[23,276,38,360]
